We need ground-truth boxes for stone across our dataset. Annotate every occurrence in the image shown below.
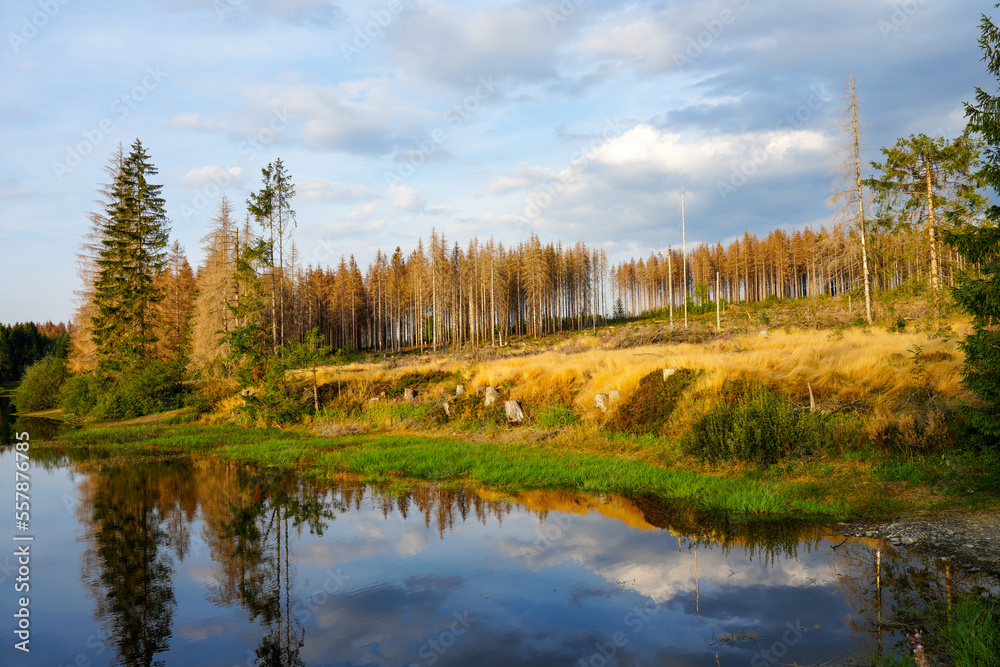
[474,385,483,396]
[505,400,525,423]
[662,368,676,381]
[455,384,465,397]
[608,390,621,404]
[443,401,452,418]
[595,393,609,411]
[483,386,500,407]
[404,388,416,401]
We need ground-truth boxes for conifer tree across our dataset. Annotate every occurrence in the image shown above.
[945,5,1000,445]
[90,139,170,373]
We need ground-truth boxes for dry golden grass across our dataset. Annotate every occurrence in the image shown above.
[307,325,970,430]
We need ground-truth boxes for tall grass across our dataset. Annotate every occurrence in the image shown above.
[304,328,968,430]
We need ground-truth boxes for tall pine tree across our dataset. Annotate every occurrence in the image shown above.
[945,5,1000,446]
[91,139,171,373]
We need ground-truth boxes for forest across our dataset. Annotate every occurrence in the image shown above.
[0,56,993,441]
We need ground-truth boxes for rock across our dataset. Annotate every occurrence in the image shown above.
[483,386,500,407]
[608,390,621,404]
[368,397,380,403]
[404,388,416,401]
[505,400,525,423]
[595,393,609,411]
[443,401,452,418]
[474,385,483,396]
[662,368,676,381]
[455,384,465,397]
[901,537,917,545]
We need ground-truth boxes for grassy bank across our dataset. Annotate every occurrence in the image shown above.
[44,295,1000,519]
[52,415,999,520]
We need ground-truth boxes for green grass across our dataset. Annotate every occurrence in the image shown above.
[54,422,861,518]
[879,594,1000,667]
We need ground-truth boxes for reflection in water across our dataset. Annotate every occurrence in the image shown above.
[214,468,337,666]
[11,447,993,666]
[0,394,67,447]
[80,461,182,667]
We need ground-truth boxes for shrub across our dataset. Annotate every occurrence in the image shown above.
[12,356,67,413]
[60,373,105,417]
[683,380,829,465]
[61,361,186,420]
[606,369,696,435]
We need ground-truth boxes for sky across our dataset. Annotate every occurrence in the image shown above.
[0,0,992,324]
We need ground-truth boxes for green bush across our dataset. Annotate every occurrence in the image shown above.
[60,373,105,417]
[683,380,829,465]
[61,361,186,420]
[12,356,67,412]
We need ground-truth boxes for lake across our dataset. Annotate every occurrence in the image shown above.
[0,401,981,666]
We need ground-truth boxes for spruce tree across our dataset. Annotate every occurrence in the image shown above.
[91,139,171,373]
[945,5,1000,445]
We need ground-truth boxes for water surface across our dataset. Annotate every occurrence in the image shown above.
[0,422,981,666]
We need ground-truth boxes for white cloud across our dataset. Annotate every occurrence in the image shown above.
[299,178,380,202]
[168,113,228,132]
[347,202,380,221]
[382,3,570,86]
[178,165,244,188]
[512,123,832,245]
[387,184,427,213]
[487,163,556,195]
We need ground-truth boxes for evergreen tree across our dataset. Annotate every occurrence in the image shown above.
[945,5,1000,445]
[90,139,171,372]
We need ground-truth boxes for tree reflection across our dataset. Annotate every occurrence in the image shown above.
[81,461,187,667]
[214,467,338,667]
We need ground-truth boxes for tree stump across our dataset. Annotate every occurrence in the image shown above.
[505,400,525,423]
[483,386,499,407]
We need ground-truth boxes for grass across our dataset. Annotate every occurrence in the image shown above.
[49,415,994,520]
[873,593,1000,667]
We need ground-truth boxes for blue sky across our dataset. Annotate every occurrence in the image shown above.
[0,0,990,323]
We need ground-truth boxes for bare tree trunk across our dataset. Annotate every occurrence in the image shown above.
[925,154,940,291]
